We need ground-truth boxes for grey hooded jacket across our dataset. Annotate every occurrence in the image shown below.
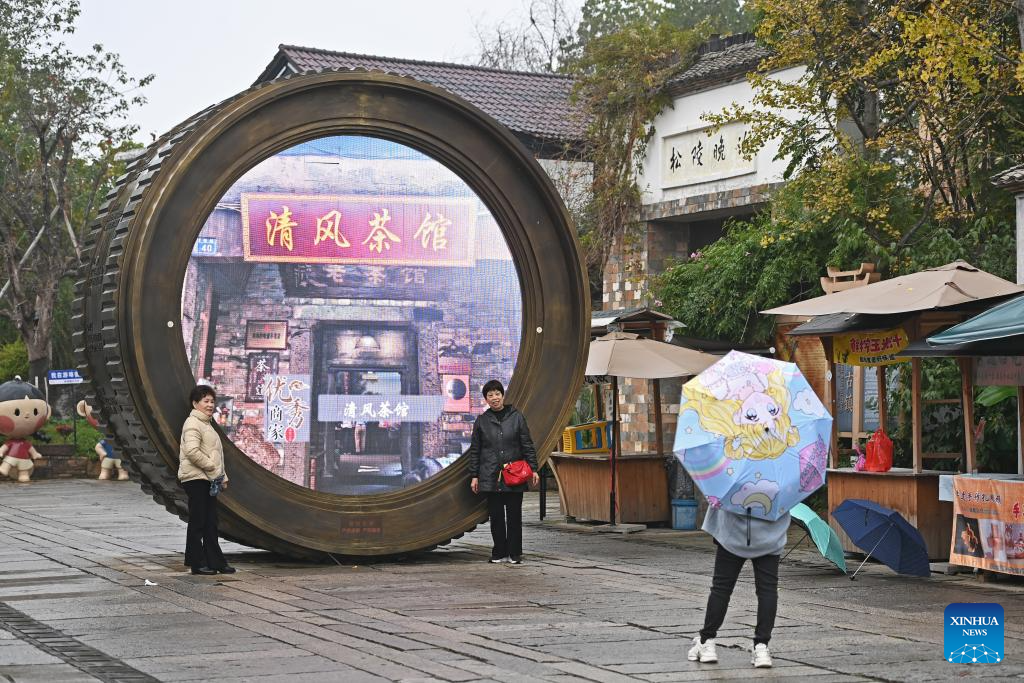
[702,506,791,559]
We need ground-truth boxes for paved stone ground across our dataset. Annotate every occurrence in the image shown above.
[0,481,1022,682]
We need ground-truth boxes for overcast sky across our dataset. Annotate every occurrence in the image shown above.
[67,0,583,143]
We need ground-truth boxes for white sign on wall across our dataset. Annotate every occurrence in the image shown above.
[661,122,755,188]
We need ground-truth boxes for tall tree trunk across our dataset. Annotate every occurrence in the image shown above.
[23,284,56,387]
[1016,0,1024,51]
[27,355,49,389]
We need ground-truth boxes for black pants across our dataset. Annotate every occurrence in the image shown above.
[183,479,227,570]
[486,492,523,559]
[699,543,779,646]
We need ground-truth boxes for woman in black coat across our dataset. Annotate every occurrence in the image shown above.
[467,379,539,564]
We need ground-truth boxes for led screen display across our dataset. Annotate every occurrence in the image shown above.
[181,135,523,495]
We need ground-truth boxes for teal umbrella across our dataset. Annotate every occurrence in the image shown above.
[928,293,1024,345]
[783,503,847,573]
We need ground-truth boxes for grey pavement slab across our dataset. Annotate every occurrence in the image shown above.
[0,480,1022,681]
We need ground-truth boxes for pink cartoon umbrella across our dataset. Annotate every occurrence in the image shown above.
[673,350,833,521]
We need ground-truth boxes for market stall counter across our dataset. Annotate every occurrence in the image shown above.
[828,467,953,560]
[549,451,669,524]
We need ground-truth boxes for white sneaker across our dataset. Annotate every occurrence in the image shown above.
[687,636,717,663]
[752,643,772,668]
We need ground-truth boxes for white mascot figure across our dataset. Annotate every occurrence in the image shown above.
[0,377,51,482]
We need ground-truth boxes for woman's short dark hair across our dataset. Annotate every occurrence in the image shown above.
[189,384,216,405]
[481,379,505,397]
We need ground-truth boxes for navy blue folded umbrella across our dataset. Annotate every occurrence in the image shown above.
[832,499,930,579]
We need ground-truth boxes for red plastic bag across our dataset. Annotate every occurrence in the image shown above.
[864,429,893,472]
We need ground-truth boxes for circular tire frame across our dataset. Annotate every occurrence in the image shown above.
[73,71,589,559]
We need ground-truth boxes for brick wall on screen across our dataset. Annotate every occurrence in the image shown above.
[197,260,522,489]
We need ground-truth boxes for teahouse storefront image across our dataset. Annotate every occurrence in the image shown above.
[182,136,522,496]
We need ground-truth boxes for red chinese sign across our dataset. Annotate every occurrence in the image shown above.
[241,193,477,266]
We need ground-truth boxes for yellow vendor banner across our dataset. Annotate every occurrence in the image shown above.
[833,328,909,366]
[950,476,1024,576]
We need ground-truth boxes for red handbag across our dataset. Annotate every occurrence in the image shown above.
[499,460,532,487]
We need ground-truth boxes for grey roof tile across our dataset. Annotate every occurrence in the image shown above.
[271,45,584,145]
[668,34,771,95]
[992,164,1024,190]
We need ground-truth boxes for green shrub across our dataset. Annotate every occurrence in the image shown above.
[38,419,106,460]
[0,338,29,381]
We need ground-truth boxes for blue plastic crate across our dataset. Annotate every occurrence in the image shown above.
[671,499,697,530]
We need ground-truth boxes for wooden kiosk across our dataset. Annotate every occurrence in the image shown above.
[765,262,1022,560]
[549,309,698,525]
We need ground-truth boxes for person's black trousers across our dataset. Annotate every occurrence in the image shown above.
[486,492,523,559]
[183,479,227,570]
[699,543,779,646]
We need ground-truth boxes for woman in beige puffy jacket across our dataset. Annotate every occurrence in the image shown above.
[179,384,234,575]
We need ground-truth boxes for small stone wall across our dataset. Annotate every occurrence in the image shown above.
[20,444,102,480]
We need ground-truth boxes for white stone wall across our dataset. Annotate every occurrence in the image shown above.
[637,65,805,207]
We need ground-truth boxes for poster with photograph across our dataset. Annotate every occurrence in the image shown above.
[950,476,1024,576]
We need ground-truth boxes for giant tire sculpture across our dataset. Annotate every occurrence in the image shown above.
[73,71,588,559]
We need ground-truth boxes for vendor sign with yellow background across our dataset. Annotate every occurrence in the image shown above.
[833,328,909,366]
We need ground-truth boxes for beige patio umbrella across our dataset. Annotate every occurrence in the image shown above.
[762,261,1022,316]
[586,332,718,524]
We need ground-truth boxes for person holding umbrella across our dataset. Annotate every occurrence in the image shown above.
[676,351,833,668]
[687,504,789,667]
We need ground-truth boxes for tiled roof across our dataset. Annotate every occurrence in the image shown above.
[992,164,1024,191]
[258,45,585,148]
[256,36,774,149]
[668,33,772,95]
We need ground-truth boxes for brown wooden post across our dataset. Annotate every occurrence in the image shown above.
[821,337,840,467]
[611,376,620,525]
[852,366,865,446]
[911,357,923,473]
[958,357,977,474]
[876,365,887,431]
[652,378,664,457]
[592,382,604,422]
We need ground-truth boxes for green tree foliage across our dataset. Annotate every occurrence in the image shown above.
[662,0,752,33]
[571,21,706,271]
[0,337,29,381]
[0,0,150,382]
[657,0,1023,472]
[563,0,751,67]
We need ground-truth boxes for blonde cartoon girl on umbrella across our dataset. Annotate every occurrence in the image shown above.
[682,364,799,460]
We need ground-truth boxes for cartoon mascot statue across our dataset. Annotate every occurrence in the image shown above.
[76,400,128,481]
[0,376,51,482]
